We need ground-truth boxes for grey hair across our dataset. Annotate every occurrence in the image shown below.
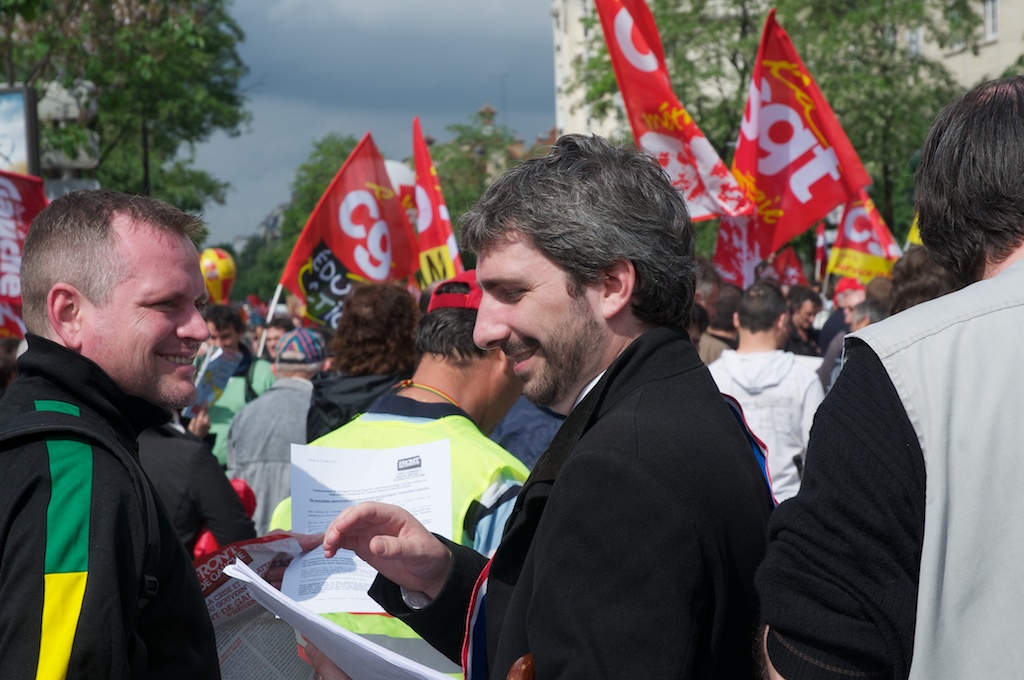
[459,134,696,328]
[850,299,889,326]
[21,190,205,335]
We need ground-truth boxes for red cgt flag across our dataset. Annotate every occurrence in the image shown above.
[412,117,463,290]
[279,132,418,329]
[0,170,48,338]
[594,0,752,221]
[715,8,871,287]
[827,189,902,284]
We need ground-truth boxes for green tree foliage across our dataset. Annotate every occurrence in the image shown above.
[1,0,248,210]
[232,134,360,301]
[575,0,992,247]
[429,107,519,229]
[278,133,360,240]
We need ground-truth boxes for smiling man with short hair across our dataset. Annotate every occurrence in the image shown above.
[1,190,220,678]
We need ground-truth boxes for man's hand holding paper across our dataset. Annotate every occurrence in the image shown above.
[323,501,453,601]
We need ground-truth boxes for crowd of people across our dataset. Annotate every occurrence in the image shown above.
[0,74,1021,680]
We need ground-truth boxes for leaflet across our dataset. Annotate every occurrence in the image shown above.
[195,535,312,679]
[283,440,453,614]
[224,559,450,680]
[183,345,242,418]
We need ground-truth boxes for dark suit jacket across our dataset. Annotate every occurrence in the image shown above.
[373,327,773,679]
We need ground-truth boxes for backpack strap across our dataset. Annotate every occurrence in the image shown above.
[0,410,162,607]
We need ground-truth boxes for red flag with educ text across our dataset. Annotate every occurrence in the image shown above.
[731,8,871,254]
[0,170,48,338]
[412,117,463,290]
[594,0,752,221]
[827,190,902,284]
[279,132,418,329]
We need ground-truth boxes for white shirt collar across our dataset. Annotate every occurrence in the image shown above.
[571,370,607,412]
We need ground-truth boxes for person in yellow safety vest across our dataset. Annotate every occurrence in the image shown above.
[270,271,529,675]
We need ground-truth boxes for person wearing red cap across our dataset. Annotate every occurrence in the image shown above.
[271,271,529,675]
[817,276,866,353]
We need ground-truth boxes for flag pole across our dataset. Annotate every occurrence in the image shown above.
[257,283,285,359]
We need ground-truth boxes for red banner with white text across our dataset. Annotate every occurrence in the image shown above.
[279,132,418,328]
[412,117,463,290]
[714,8,870,287]
[0,170,48,338]
[594,0,752,221]
[827,190,901,283]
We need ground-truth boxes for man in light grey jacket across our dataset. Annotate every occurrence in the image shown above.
[227,328,325,535]
[758,75,1024,680]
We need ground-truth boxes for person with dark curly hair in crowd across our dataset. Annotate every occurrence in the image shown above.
[306,282,418,442]
[888,245,960,315]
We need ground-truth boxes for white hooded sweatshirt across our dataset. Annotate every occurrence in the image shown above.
[707,350,824,503]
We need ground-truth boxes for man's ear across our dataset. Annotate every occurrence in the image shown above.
[598,258,637,320]
[47,284,85,350]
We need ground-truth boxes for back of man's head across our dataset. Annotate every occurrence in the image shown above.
[889,245,959,314]
[737,282,788,333]
[709,284,742,333]
[21,190,204,336]
[459,134,696,328]
[417,271,487,368]
[850,299,889,329]
[916,75,1024,285]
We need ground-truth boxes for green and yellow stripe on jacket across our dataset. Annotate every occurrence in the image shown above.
[35,399,91,680]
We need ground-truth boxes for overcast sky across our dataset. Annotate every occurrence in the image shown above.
[194,0,557,245]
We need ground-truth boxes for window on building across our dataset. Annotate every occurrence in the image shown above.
[982,0,999,40]
[906,26,923,57]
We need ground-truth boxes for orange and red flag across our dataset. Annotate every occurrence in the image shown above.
[279,132,418,328]
[412,117,463,290]
[594,0,752,221]
[827,190,902,283]
[715,8,871,287]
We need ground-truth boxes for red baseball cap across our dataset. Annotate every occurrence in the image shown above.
[427,270,482,312]
[835,277,865,294]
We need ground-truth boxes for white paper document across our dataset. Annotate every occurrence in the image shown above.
[224,559,451,680]
[284,441,453,614]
